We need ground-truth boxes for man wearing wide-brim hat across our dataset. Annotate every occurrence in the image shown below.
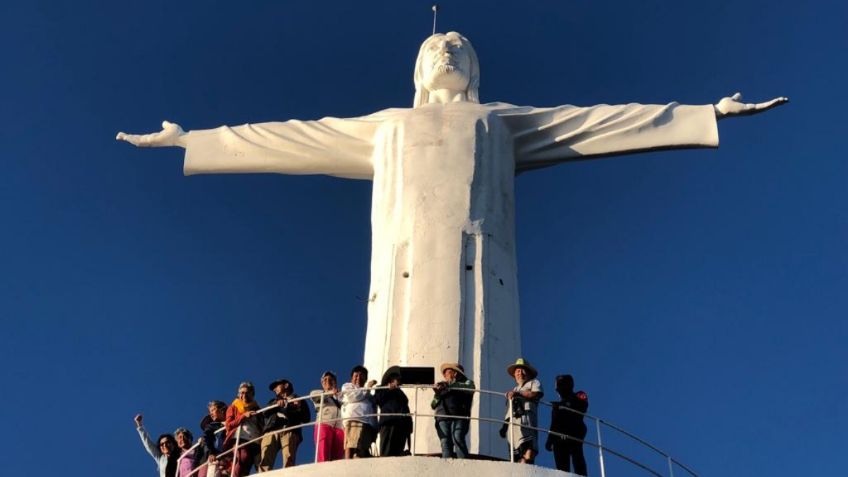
[502,358,544,464]
[431,362,476,459]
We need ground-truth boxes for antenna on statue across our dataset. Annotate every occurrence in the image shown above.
[431,4,439,35]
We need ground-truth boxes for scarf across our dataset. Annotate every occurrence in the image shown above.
[230,398,259,414]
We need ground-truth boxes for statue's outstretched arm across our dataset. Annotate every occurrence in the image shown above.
[116,121,187,148]
[115,115,379,180]
[714,92,789,119]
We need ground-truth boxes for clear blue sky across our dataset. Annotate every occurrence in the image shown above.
[1,1,844,476]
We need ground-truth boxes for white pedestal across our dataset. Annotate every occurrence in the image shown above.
[260,456,575,477]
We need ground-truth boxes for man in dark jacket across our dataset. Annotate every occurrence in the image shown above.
[545,374,589,476]
[258,379,311,471]
[374,369,412,456]
[431,362,475,458]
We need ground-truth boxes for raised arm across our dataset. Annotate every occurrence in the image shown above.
[134,414,162,461]
[117,114,381,180]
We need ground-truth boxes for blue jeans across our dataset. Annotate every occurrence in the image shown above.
[435,418,469,458]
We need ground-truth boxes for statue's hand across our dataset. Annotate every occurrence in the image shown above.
[714,92,788,119]
[116,121,187,147]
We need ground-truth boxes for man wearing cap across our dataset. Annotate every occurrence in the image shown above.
[431,362,476,459]
[259,379,310,471]
[503,358,544,464]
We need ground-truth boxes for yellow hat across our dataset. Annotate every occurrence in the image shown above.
[506,358,538,379]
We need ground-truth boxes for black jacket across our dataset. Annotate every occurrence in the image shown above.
[263,394,311,438]
[374,387,412,429]
[547,390,589,445]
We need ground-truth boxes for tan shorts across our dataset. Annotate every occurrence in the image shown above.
[344,420,375,453]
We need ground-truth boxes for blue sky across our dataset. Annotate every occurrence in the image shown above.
[1,1,844,476]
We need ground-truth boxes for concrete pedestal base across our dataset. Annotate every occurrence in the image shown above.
[260,456,574,477]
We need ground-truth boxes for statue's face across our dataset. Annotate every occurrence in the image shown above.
[421,33,472,92]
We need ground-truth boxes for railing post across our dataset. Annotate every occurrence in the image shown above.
[412,386,419,455]
[595,418,606,477]
[667,456,676,477]
[314,392,325,464]
[230,426,240,477]
[508,395,514,463]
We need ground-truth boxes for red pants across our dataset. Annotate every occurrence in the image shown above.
[231,442,259,476]
[314,424,345,462]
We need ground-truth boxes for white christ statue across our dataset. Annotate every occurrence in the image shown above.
[118,32,786,455]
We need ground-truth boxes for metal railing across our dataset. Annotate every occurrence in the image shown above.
[174,385,698,477]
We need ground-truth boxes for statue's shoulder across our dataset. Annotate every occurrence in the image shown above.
[488,102,584,117]
[359,107,411,120]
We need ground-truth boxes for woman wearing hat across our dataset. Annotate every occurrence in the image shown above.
[503,358,544,464]
[374,367,412,456]
[431,362,476,459]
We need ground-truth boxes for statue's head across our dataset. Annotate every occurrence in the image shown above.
[413,32,480,108]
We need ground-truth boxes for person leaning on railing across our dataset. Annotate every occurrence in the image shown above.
[340,365,378,458]
[309,371,345,462]
[174,427,198,477]
[258,378,310,471]
[501,358,544,464]
[431,362,475,459]
[196,401,228,477]
[374,368,413,456]
[134,414,179,477]
[546,374,589,476]
[224,381,262,476]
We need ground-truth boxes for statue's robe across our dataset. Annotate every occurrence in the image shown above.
[182,101,718,455]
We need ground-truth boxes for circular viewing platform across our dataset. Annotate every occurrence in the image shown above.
[167,384,698,477]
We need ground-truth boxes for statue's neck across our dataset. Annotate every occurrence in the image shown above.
[427,89,468,104]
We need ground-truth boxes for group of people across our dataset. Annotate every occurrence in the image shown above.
[135,359,590,476]
[135,378,311,477]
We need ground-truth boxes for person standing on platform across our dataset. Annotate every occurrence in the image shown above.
[197,401,228,477]
[431,362,475,459]
[503,358,544,464]
[374,368,412,456]
[341,365,377,458]
[259,378,310,471]
[310,371,345,462]
[546,374,589,476]
[224,382,262,476]
[134,414,179,477]
[174,427,198,477]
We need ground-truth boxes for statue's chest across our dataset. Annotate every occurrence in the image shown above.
[388,106,506,183]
